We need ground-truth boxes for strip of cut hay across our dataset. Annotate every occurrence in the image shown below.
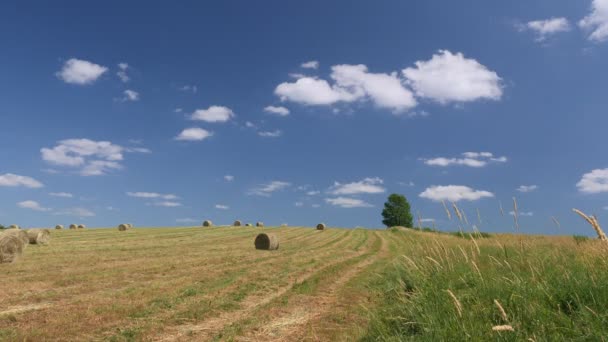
[316,223,326,230]
[246,223,253,227]
[69,224,78,230]
[3,229,29,246]
[0,233,26,264]
[202,220,213,227]
[26,229,51,245]
[9,224,20,229]
[233,220,242,227]
[256,222,264,227]
[118,224,130,231]
[77,224,86,229]
[254,233,279,250]
[55,225,63,230]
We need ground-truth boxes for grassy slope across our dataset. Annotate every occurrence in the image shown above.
[2,227,607,341]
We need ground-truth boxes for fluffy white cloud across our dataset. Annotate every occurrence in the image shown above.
[325,197,373,208]
[517,185,538,193]
[306,190,320,196]
[122,89,139,102]
[175,128,213,141]
[520,18,571,41]
[419,185,494,202]
[0,173,44,188]
[54,207,95,217]
[215,204,229,210]
[577,168,608,193]
[258,130,283,138]
[224,175,235,182]
[402,50,502,104]
[56,58,108,85]
[264,106,290,116]
[179,85,198,93]
[41,139,147,176]
[275,77,358,106]
[330,64,417,111]
[301,60,319,69]
[151,201,182,207]
[49,192,73,198]
[17,200,50,212]
[127,192,178,200]
[423,152,507,167]
[248,181,291,196]
[580,0,608,42]
[191,106,234,123]
[328,177,385,195]
[117,62,130,82]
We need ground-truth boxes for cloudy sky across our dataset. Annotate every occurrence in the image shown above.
[1,1,608,234]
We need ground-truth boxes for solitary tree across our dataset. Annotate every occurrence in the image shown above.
[382,193,413,228]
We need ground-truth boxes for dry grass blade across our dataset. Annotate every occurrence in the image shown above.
[442,200,452,220]
[573,208,607,241]
[494,299,508,322]
[446,289,462,317]
[492,325,514,332]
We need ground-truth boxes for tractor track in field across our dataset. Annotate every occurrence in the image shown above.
[154,230,376,341]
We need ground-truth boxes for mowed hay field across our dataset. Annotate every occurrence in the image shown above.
[3,226,608,341]
[0,226,391,341]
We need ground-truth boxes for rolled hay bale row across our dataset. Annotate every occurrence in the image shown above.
[245,223,253,227]
[55,225,63,230]
[233,220,242,227]
[316,223,326,230]
[9,224,20,229]
[118,223,130,231]
[26,228,51,245]
[256,222,264,227]
[202,220,213,227]
[254,233,279,250]
[69,224,78,230]
[77,224,86,229]
[3,229,29,246]
[0,233,27,264]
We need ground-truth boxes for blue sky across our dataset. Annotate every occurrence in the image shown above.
[1,1,608,234]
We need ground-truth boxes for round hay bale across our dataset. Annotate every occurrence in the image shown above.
[254,233,279,250]
[77,224,86,229]
[280,224,288,227]
[69,224,78,230]
[245,223,253,227]
[3,229,29,246]
[0,233,26,263]
[26,229,51,245]
[256,222,264,227]
[127,223,133,228]
[55,224,63,230]
[316,223,326,230]
[233,220,242,227]
[118,223,129,231]
[9,224,20,229]
[202,220,213,227]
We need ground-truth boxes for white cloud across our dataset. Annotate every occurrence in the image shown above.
[248,181,291,196]
[399,181,415,187]
[510,211,534,217]
[330,64,417,111]
[306,190,320,196]
[294,201,304,207]
[117,62,130,82]
[191,106,234,123]
[215,204,229,210]
[125,147,151,153]
[41,139,147,176]
[245,121,257,129]
[519,18,571,41]
[312,203,321,208]
[122,89,139,102]
[275,77,358,106]
[56,58,108,85]
[176,218,197,223]
[402,50,502,104]
[49,192,73,198]
[258,130,283,138]
[301,60,319,69]
[419,185,494,202]
[328,177,385,195]
[127,192,178,200]
[0,173,44,188]
[264,106,290,116]
[179,85,198,93]
[423,152,507,167]
[224,175,235,182]
[580,0,608,42]
[420,218,436,223]
[516,185,538,193]
[577,168,608,193]
[54,207,95,217]
[151,201,182,207]
[175,128,213,141]
[17,200,51,212]
[325,197,373,208]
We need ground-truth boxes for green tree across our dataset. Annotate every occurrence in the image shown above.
[381,193,413,228]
